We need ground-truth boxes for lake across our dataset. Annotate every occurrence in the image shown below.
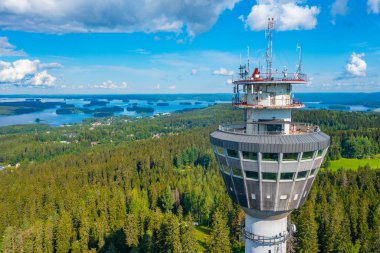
[0,93,377,127]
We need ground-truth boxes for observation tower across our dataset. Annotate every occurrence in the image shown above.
[210,18,330,253]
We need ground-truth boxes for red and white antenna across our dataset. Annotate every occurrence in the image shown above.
[266,18,274,79]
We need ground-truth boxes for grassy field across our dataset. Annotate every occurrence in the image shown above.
[327,154,380,171]
[194,225,211,252]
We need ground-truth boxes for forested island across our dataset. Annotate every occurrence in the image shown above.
[0,104,379,252]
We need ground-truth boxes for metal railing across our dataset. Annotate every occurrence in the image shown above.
[241,223,295,245]
[218,122,320,136]
[232,98,304,108]
[234,73,307,83]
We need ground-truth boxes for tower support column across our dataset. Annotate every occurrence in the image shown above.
[244,215,288,253]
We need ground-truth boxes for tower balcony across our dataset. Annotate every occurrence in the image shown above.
[232,98,305,109]
[218,122,320,136]
[233,73,308,85]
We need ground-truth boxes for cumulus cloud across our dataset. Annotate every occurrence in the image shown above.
[345,53,367,77]
[213,68,234,76]
[331,0,349,17]
[0,59,60,86]
[0,37,27,56]
[368,0,380,13]
[28,70,56,86]
[243,0,320,31]
[95,80,128,89]
[0,0,239,36]
[191,69,198,75]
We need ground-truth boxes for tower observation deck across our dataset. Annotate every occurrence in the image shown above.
[210,18,330,253]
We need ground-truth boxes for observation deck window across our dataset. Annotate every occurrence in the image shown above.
[243,151,257,160]
[232,168,243,177]
[280,172,294,181]
[301,151,314,160]
[227,149,239,158]
[310,168,317,176]
[222,165,230,174]
[245,171,259,179]
[262,153,279,162]
[316,149,324,157]
[283,153,299,161]
[216,146,224,155]
[266,124,283,133]
[296,171,308,179]
[262,172,277,181]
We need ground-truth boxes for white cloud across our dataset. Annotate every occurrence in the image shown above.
[368,0,380,13]
[0,59,60,86]
[213,68,234,76]
[129,48,150,55]
[0,37,27,56]
[244,0,320,31]
[226,79,233,84]
[168,85,176,90]
[154,83,161,89]
[0,0,239,36]
[28,70,56,86]
[331,0,349,16]
[345,53,367,77]
[191,69,198,75]
[95,80,128,89]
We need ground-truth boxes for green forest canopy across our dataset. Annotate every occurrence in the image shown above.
[0,105,379,252]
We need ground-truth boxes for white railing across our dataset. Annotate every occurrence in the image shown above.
[234,73,307,83]
[232,98,304,108]
[218,122,320,136]
[241,223,295,245]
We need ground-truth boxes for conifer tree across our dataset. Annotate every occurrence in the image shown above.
[296,201,319,253]
[208,211,231,253]
[181,215,198,253]
[55,211,73,253]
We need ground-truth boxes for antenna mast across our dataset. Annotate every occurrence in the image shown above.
[266,18,274,79]
[296,44,302,75]
[247,46,250,76]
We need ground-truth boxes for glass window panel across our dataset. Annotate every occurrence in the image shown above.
[223,165,230,173]
[316,149,324,157]
[262,153,278,161]
[232,168,243,177]
[216,146,224,155]
[227,149,239,158]
[242,151,257,160]
[282,153,299,161]
[297,171,308,179]
[302,151,314,160]
[310,168,317,175]
[245,171,258,179]
[262,172,277,181]
[280,172,294,180]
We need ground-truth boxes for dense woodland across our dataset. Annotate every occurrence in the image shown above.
[0,104,379,252]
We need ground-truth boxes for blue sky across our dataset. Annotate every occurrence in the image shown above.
[0,0,379,94]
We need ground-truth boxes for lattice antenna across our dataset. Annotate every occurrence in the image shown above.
[296,44,302,75]
[266,18,274,79]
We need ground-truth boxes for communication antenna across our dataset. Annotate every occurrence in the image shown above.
[247,46,250,76]
[296,44,302,75]
[266,18,274,79]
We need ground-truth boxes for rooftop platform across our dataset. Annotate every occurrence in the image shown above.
[232,73,307,85]
[218,122,320,136]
